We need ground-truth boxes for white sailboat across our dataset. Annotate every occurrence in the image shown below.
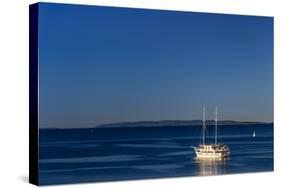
[253,130,256,138]
[192,106,230,159]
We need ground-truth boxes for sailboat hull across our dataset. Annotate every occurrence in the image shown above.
[195,151,229,159]
[192,144,230,159]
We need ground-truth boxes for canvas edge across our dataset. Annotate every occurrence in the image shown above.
[29,3,39,186]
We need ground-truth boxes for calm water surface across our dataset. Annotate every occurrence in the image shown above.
[39,124,273,185]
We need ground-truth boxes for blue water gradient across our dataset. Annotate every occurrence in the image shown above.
[39,124,273,185]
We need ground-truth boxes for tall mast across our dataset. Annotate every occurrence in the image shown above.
[215,106,218,145]
[202,107,205,145]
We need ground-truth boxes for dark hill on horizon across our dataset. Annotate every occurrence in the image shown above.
[94,120,271,128]
[40,120,273,130]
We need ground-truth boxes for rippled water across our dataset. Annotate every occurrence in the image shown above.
[39,124,273,185]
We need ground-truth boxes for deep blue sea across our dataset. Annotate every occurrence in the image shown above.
[39,124,273,185]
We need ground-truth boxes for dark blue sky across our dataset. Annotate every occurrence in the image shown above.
[38,3,273,128]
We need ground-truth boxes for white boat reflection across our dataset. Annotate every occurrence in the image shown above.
[195,157,229,176]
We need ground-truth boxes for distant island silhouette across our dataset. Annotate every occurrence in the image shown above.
[94,120,271,128]
[41,120,273,129]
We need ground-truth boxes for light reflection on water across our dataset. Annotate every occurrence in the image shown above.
[195,158,229,176]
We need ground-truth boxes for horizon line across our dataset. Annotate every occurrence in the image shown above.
[39,119,274,129]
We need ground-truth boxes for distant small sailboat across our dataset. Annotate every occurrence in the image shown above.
[253,130,256,138]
